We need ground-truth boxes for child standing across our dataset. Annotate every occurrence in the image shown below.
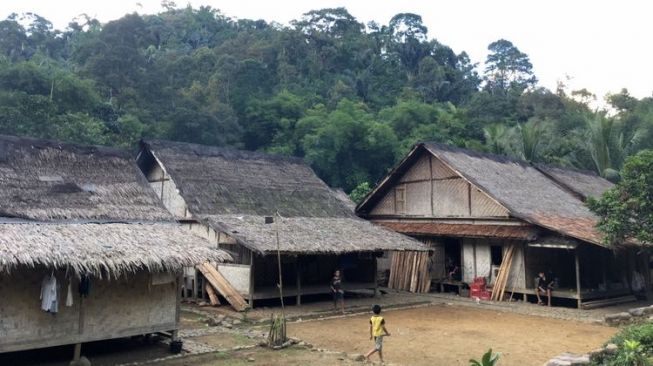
[365,304,390,363]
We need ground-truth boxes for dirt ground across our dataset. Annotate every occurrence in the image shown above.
[288,304,617,366]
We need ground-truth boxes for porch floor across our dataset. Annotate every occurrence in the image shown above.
[246,282,376,300]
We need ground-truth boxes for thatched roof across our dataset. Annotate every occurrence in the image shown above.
[201,215,428,254]
[0,135,173,221]
[0,222,231,277]
[536,164,613,200]
[139,139,428,254]
[140,139,352,217]
[357,142,614,247]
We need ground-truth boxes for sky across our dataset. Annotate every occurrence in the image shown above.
[2,0,652,103]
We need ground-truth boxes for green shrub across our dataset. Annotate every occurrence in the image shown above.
[610,324,653,355]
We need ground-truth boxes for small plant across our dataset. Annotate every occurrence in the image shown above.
[469,349,500,366]
[610,340,651,366]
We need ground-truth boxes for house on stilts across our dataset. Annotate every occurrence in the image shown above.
[0,136,229,357]
[356,142,646,309]
[136,139,428,306]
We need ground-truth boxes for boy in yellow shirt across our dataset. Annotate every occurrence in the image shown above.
[365,304,390,363]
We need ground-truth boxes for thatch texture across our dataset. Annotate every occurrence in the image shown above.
[0,135,172,221]
[140,139,429,254]
[536,164,613,199]
[358,142,614,247]
[201,215,427,254]
[140,140,353,217]
[0,222,231,277]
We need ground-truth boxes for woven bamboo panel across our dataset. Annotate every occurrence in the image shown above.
[462,239,475,283]
[475,243,492,279]
[400,154,431,182]
[431,156,458,179]
[470,187,509,217]
[370,189,396,215]
[405,181,431,215]
[432,178,469,217]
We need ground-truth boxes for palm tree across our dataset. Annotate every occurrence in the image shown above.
[483,124,509,154]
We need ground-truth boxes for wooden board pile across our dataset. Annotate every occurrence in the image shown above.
[197,262,248,311]
[387,251,431,293]
[490,244,515,301]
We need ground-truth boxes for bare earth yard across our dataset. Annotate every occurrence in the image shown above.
[288,304,617,366]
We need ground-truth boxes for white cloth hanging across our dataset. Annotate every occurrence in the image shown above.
[65,280,73,307]
[40,274,59,313]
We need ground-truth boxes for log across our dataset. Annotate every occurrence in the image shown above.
[205,283,221,306]
[197,262,248,311]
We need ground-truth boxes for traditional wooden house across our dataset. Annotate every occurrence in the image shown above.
[136,139,427,305]
[356,142,644,308]
[0,136,229,358]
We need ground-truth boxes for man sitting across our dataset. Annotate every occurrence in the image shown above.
[536,271,555,306]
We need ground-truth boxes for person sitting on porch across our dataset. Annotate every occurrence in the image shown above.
[536,271,555,306]
[331,269,345,314]
[446,257,461,281]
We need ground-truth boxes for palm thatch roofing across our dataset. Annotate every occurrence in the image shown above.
[536,164,613,200]
[140,139,428,254]
[357,142,615,247]
[0,135,231,275]
[0,222,230,277]
[0,135,172,221]
[202,215,427,254]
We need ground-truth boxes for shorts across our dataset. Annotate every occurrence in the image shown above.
[374,336,384,351]
[333,290,343,300]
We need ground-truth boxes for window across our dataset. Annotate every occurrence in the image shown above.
[395,185,406,214]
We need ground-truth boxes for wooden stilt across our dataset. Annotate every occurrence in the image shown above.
[296,258,301,306]
[575,249,582,309]
[249,252,255,308]
[373,256,379,297]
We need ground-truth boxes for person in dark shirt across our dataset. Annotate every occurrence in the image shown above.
[330,269,345,314]
[536,271,554,306]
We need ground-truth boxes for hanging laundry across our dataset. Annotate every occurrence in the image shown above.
[40,274,59,313]
[65,279,73,307]
[78,275,90,297]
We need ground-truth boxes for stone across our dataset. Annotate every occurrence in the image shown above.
[217,314,226,321]
[604,344,618,355]
[69,356,91,366]
[247,357,255,362]
[232,319,242,325]
[628,307,646,317]
[222,322,233,329]
[604,312,632,324]
[643,305,653,315]
[588,348,605,361]
[349,353,366,361]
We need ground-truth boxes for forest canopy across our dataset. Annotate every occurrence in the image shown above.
[1,7,653,196]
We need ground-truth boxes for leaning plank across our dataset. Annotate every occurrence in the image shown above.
[205,283,221,306]
[197,262,248,311]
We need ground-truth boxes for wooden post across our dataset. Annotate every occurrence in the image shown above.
[249,251,255,308]
[601,250,607,290]
[73,343,81,362]
[296,257,302,306]
[373,255,379,297]
[173,274,181,341]
[575,249,582,309]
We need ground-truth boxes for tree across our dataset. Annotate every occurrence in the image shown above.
[588,150,653,246]
[484,39,536,94]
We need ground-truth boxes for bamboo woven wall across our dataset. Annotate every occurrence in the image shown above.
[400,155,431,182]
[432,178,469,217]
[405,181,431,215]
[471,187,509,217]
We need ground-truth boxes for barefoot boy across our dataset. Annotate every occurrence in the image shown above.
[365,304,390,363]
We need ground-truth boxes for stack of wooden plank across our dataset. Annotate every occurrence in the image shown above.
[204,283,221,306]
[387,251,431,293]
[197,262,248,311]
[490,245,515,301]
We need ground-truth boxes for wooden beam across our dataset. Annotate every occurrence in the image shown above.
[429,155,434,217]
[575,249,582,309]
[296,258,302,306]
[373,256,379,297]
[249,251,255,308]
